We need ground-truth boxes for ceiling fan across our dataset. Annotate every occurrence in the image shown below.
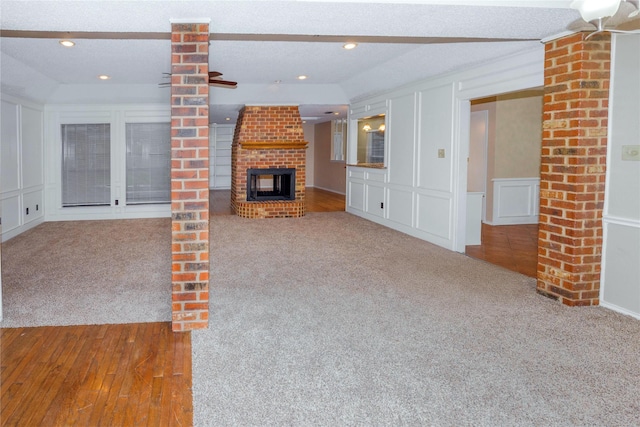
[208,71,237,89]
[570,0,640,38]
[158,71,237,88]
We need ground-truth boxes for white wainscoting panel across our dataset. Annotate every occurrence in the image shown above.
[600,217,640,319]
[416,193,451,239]
[388,187,414,227]
[365,184,385,218]
[491,178,539,225]
[0,194,21,235]
[348,181,365,211]
[22,189,44,224]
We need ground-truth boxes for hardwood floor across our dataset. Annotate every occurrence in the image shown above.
[0,322,192,426]
[210,187,346,215]
[304,187,346,212]
[465,223,539,278]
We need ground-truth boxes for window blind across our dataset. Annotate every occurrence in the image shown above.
[61,124,111,207]
[126,122,171,205]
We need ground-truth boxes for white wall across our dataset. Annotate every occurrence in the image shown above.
[347,47,545,251]
[1,95,45,242]
[44,104,171,221]
[601,34,640,319]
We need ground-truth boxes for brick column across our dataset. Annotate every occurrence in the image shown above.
[537,32,611,306]
[170,22,210,331]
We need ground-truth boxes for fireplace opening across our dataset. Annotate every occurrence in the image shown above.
[247,168,296,201]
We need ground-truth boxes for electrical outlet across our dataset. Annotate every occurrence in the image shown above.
[622,145,640,161]
[115,199,119,206]
[438,148,445,158]
[26,207,29,215]
[380,202,384,209]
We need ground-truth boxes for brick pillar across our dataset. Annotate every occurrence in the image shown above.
[170,22,210,331]
[537,32,611,306]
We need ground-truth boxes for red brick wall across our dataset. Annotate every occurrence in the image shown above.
[231,106,307,218]
[170,23,210,331]
[537,32,611,306]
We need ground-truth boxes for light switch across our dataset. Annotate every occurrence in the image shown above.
[622,145,640,161]
[438,148,445,158]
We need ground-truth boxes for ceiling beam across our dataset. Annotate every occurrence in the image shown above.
[0,30,537,44]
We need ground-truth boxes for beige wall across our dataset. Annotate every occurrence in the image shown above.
[494,91,543,178]
[314,121,346,194]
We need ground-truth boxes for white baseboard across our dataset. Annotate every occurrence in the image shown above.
[599,301,640,320]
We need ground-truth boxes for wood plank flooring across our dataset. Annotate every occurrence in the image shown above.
[465,223,539,278]
[0,322,192,426]
[210,187,346,215]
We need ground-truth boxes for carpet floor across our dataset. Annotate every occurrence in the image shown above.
[0,218,171,327]
[2,213,639,425]
[193,212,640,426]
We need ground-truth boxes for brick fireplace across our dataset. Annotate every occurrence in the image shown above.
[231,105,307,218]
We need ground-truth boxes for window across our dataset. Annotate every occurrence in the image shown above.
[331,119,347,161]
[356,114,385,165]
[126,122,171,205]
[366,131,385,163]
[61,123,111,207]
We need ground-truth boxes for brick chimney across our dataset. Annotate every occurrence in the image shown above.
[230,105,308,218]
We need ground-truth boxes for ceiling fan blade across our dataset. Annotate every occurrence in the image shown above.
[209,79,237,88]
[209,71,223,78]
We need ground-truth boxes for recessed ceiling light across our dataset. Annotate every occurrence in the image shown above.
[334,112,340,115]
[343,42,357,50]
[59,40,75,47]
[297,75,308,80]
[225,117,230,121]
[98,75,111,80]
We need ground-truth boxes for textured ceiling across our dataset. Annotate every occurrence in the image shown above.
[0,0,586,123]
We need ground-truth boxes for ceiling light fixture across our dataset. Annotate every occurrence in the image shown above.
[59,40,75,47]
[570,0,639,37]
[297,75,308,80]
[343,42,358,50]
[98,75,111,80]
[571,0,621,23]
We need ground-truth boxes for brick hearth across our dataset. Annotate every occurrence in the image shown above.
[231,105,308,218]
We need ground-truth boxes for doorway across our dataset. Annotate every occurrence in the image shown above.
[464,90,543,278]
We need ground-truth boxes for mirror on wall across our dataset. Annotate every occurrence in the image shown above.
[356,114,385,166]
